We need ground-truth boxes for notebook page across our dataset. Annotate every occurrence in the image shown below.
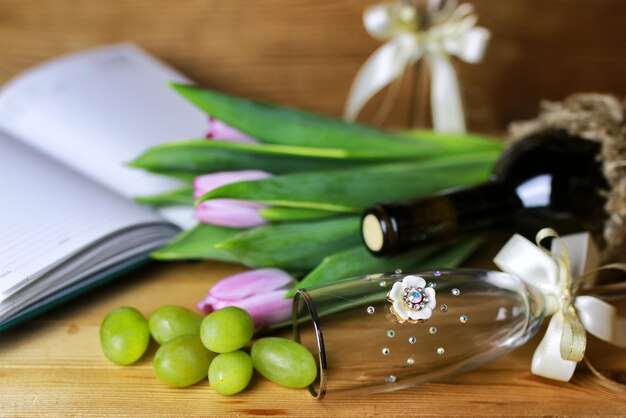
[0,44,206,219]
[0,131,168,301]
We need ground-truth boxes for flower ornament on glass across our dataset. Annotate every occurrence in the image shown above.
[292,268,545,398]
[388,275,436,323]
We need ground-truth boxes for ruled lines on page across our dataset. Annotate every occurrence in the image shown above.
[0,132,165,301]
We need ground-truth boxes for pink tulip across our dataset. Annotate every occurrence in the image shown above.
[197,268,297,327]
[206,117,259,144]
[193,170,272,200]
[194,200,268,228]
[193,170,272,228]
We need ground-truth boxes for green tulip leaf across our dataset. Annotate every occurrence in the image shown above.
[258,207,341,222]
[287,237,483,297]
[402,130,505,153]
[129,139,373,175]
[216,217,361,270]
[171,84,444,159]
[287,244,443,297]
[151,224,243,262]
[135,185,193,207]
[199,152,498,211]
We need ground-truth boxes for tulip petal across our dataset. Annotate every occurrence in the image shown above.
[209,268,296,301]
[206,117,259,144]
[226,289,293,326]
[424,287,437,309]
[196,294,231,314]
[196,294,219,313]
[193,170,272,200]
[194,199,268,228]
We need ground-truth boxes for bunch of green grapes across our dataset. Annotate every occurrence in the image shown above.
[100,305,317,395]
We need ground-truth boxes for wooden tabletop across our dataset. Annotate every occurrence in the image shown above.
[0,256,625,417]
[1,1,626,416]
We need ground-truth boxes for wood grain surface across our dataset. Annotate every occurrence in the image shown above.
[0,258,625,417]
[0,0,626,416]
[0,0,625,132]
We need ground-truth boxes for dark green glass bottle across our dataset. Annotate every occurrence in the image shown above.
[361,130,608,256]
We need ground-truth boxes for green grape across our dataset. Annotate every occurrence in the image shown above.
[208,350,254,395]
[100,306,150,365]
[148,305,203,345]
[251,337,317,388]
[153,335,217,387]
[200,307,254,353]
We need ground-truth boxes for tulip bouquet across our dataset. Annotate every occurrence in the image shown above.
[131,84,504,325]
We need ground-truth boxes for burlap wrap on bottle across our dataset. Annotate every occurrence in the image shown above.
[508,93,626,263]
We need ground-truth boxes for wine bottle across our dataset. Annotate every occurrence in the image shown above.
[362,130,608,256]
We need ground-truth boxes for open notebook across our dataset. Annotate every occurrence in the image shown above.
[0,44,207,331]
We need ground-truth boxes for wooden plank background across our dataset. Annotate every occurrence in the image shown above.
[0,0,624,131]
[0,0,625,416]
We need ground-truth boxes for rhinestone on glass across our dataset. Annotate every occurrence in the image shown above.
[386,375,397,383]
[366,306,375,315]
[440,304,448,312]
[387,330,395,338]
[433,271,442,277]
[382,347,390,356]
[379,281,387,287]
[460,315,468,323]
[408,336,416,344]
[427,282,437,288]
[452,288,460,296]
[436,347,445,355]
[402,286,426,310]
[364,274,372,281]
[394,268,403,274]
[406,356,415,365]
[429,326,438,334]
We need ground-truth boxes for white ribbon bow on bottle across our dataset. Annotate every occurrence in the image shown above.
[344,1,490,133]
[494,228,626,382]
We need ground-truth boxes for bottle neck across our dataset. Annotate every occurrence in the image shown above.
[362,182,520,256]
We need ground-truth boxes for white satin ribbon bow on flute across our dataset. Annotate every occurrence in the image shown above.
[493,228,626,382]
[343,1,490,133]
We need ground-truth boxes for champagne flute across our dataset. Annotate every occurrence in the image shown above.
[292,269,545,398]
